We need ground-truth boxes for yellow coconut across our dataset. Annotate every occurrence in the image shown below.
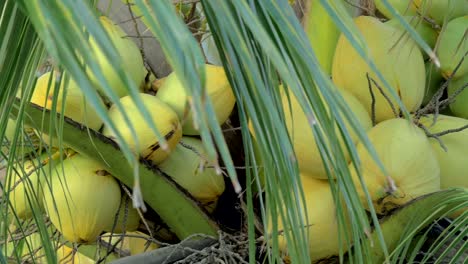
[2,118,42,157]
[437,16,468,79]
[155,64,236,135]
[105,195,140,233]
[56,245,95,264]
[103,231,159,255]
[102,93,182,164]
[350,118,440,214]
[374,0,418,18]
[413,0,467,24]
[158,136,225,206]
[275,174,347,261]
[42,154,121,243]
[276,88,372,179]
[418,115,467,189]
[87,16,147,98]
[29,71,105,132]
[448,74,468,118]
[8,152,58,219]
[332,16,426,122]
[19,232,47,262]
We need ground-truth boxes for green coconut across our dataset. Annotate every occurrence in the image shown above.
[332,16,426,123]
[418,114,468,218]
[385,16,438,49]
[158,136,225,206]
[448,74,468,118]
[156,64,236,135]
[350,118,440,214]
[42,154,121,243]
[437,16,468,79]
[374,0,418,18]
[418,115,468,190]
[413,0,467,24]
[102,93,182,164]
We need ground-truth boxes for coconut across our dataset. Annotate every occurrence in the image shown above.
[105,195,140,233]
[103,231,159,255]
[2,118,42,157]
[412,0,467,24]
[155,64,236,135]
[87,16,147,98]
[42,154,121,243]
[158,136,225,206]
[7,153,57,219]
[30,71,104,132]
[385,16,438,49]
[418,115,468,190]
[374,0,418,18]
[277,88,372,179]
[332,16,426,122]
[350,118,440,214]
[418,115,468,218]
[56,245,95,264]
[102,93,182,164]
[274,175,347,261]
[437,16,468,80]
[448,74,468,118]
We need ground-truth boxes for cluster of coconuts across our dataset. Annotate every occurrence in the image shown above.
[259,3,467,262]
[4,14,235,259]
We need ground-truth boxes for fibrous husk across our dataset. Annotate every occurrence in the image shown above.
[158,136,225,206]
[155,64,236,135]
[332,16,426,123]
[42,154,121,243]
[350,118,440,214]
[437,16,468,80]
[102,93,182,164]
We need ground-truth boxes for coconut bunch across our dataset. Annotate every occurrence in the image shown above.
[263,1,468,261]
[6,1,467,263]
[7,13,236,261]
